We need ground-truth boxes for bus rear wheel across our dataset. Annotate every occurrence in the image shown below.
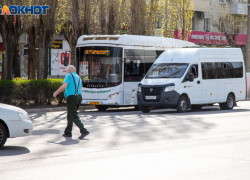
[139,106,150,113]
[219,94,235,110]
[95,105,109,111]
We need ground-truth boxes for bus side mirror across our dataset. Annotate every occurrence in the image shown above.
[64,56,69,66]
[188,73,194,82]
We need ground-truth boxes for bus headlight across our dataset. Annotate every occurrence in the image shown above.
[109,92,121,99]
[164,86,175,92]
[18,111,31,121]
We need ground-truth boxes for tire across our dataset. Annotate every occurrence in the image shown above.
[191,105,203,110]
[139,106,150,113]
[177,96,188,113]
[134,106,141,111]
[95,105,109,111]
[0,123,7,148]
[219,94,235,110]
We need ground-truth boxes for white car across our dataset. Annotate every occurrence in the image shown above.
[0,103,33,148]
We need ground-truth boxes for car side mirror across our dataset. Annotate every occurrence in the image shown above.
[188,73,194,82]
[64,56,69,66]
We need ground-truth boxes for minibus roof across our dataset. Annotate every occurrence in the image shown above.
[155,48,243,64]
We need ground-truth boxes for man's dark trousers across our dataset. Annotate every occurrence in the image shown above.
[64,95,88,135]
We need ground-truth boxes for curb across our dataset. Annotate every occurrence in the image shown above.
[25,105,96,113]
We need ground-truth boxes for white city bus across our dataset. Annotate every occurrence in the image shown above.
[75,35,197,111]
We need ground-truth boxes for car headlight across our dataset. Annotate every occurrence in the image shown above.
[18,111,31,121]
[164,86,175,92]
[138,86,142,92]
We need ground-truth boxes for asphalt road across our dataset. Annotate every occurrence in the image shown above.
[1,102,250,180]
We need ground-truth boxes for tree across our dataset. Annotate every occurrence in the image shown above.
[35,0,58,80]
[27,26,36,80]
[171,0,194,40]
[213,10,247,47]
[130,0,147,35]
[0,0,23,80]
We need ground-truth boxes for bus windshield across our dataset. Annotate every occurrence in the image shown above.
[146,63,189,78]
[77,46,123,88]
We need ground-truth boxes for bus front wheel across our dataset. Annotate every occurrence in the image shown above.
[95,105,109,111]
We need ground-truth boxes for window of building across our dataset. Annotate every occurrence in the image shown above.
[192,18,195,31]
[238,0,247,4]
[219,0,226,4]
[204,19,209,32]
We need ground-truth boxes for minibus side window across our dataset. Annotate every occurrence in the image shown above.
[185,64,198,81]
[202,62,243,79]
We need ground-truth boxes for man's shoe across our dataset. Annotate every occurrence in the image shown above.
[62,134,72,138]
[79,131,89,139]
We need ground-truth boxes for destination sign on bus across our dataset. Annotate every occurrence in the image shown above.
[85,50,110,55]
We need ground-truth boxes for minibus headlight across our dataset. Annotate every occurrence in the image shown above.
[138,86,142,92]
[18,111,31,121]
[164,86,175,92]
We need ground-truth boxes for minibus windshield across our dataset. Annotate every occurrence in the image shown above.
[146,63,189,78]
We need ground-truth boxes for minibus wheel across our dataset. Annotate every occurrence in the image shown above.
[0,123,7,148]
[191,105,203,110]
[139,106,150,113]
[219,94,235,110]
[177,96,188,113]
[95,105,109,111]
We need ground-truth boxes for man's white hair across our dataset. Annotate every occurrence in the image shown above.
[67,65,76,72]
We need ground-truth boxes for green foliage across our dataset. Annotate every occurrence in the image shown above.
[0,79,65,105]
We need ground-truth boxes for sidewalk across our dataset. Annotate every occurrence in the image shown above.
[24,105,96,113]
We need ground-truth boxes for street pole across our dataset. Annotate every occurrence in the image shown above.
[246,0,250,72]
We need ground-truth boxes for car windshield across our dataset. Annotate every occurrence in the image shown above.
[146,63,189,78]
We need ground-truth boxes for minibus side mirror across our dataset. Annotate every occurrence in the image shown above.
[64,56,69,66]
[188,73,194,82]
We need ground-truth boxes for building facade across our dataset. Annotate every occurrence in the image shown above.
[156,0,248,46]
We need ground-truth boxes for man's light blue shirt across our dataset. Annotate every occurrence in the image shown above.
[63,72,82,98]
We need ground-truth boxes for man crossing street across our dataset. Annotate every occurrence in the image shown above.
[53,65,89,139]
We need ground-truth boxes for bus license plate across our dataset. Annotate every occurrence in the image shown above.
[145,96,156,100]
[90,102,100,105]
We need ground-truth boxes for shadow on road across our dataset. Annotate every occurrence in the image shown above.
[47,138,80,146]
[0,146,30,156]
[32,129,61,136]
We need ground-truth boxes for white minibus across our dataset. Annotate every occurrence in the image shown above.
[75,35,196,111]
[137,48,246,113]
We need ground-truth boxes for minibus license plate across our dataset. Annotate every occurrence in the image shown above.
[145,96,156,100]
[90,102,100,105]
